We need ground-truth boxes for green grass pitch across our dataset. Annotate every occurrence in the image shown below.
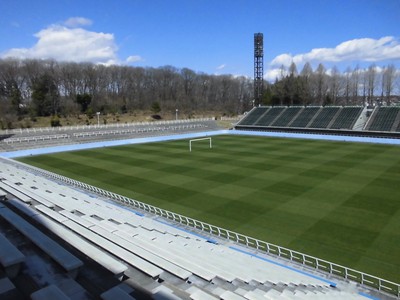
[18,135,400,282]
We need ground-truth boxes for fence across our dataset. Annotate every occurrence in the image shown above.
[0,118,214,135]
[4,158,399,298]
[4,134,70,144]
[1,123,210,148]
[71,124,207,138]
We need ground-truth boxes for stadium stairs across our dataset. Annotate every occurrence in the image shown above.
[0,157,397,299]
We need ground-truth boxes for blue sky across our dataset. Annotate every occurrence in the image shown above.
[1,0,399,80]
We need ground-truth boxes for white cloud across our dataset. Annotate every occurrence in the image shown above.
[264,36,400,82]
[216,64,226,70]
[264,68,287,82]
[270,36,400,68]
[64,17,93,28]
[1,24,119,65]
[126,55,143,63]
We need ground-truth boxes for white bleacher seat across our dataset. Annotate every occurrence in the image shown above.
[116,223,140,236]
[61,219,163,278]
[243,290,267,300]
[7,198,40,217]
[0,233,25,278]
[0,181,32,203]
[33,213,127,278]
[30,284,70,300]
[0,206,83,275]
[115,231,217,280]
[82,216,121,232]
[35,205,69,223]
[188,287,219,300]
[134,231,243,281]
[91,225,192,280]
[151,284,186,300]
[2,181,54,208]
[264,289,282,300]
[220,290,247,300]
[60,210,95,228]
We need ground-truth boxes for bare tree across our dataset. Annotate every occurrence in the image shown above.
[382,64,396,105]
[366,64,377,105]
[4,57,400,127]
[300,62,313,105]
[314,63,328,105]
[343,67,352,105]
[350,66,360,104]
[329,66,341,105]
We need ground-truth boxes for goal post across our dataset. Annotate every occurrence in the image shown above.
[189,137,212,152]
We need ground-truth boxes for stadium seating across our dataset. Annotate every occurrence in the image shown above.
[271,107,302,127]
[290,107,320,128]
[0,205,83,277]
[328,107,363,129]
[366,107,400,132]
[239,107,270,125]
[236,106,375,133]
[0,157,387,299]
[254,107,285,126]
[308,107,340,129]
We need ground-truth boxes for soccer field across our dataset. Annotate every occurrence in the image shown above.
[18,134,400,282]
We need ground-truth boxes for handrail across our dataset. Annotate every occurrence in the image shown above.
[4,158,399,298]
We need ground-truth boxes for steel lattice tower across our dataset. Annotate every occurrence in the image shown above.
[254,33,264,106]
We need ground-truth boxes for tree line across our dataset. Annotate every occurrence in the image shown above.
[0,58,399,129]
[266,62,399,107]
[0,58,254,128]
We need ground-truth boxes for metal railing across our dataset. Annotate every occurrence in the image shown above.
[0,118,214,135]
[4,158,400,298]
[4,134,70,144]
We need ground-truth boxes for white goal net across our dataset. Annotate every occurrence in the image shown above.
[189,137,212,152]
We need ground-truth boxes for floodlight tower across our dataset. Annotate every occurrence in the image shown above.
[254,33,264,106]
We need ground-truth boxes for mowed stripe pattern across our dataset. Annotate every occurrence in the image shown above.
[18,135,400,282]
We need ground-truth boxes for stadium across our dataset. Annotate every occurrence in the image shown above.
[0,105,399,299]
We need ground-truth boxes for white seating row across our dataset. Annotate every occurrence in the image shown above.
[0,181,32,203]
[0,205,83,275]
[36,199,191,280]
[33,205,128,278]
[2,180,54,208]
